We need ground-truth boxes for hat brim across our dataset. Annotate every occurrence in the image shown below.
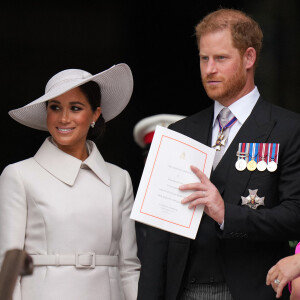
[9,63,133,131]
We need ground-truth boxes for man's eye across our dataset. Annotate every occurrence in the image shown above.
[218,56,226,60]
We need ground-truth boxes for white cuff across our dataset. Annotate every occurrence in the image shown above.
[218,220,224,230]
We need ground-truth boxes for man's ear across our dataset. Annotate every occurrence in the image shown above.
[244,47,256,70]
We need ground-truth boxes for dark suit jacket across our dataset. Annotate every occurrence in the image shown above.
[138,99,300,300]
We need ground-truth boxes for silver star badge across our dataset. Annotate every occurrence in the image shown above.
[241,189,265,209]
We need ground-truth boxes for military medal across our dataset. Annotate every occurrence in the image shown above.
[267,161,277,172]
[247,143,258,171]
[236,158,247,171]
[267,143,279,172]
[257,143,267,172]
[257,160,267,171]
[235,143,248,171]
[247,160,256,171]
[213,114,237,151]
[241,189,265,209]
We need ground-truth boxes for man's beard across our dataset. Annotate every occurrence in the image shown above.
[202,64,247,104]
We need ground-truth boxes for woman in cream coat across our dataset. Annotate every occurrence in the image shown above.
[0,64,140,300]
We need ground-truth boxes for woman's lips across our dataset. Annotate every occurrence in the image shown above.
[56,127,75,133]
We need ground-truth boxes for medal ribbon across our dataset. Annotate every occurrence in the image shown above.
[237,143,242,162]
[217,115,237,132]
[237,143,248,161]
[249,143,258,161]
[275,143,280,163]
[254,143,259,163]
[249,143,253,161]
[271,143,275,162]
[268,143,274,162]
[245,143,250,163]
[259,143,267,163]
[269,143,280,163]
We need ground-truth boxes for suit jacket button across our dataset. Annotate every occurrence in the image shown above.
[191,277,196,283]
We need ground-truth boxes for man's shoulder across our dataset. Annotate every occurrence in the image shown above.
[269,102,300,121]
[262,100,300,131]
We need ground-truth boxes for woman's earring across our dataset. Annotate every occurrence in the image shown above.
[91,121,95,128]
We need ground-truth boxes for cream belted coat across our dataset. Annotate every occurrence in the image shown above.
[0,137,140,300]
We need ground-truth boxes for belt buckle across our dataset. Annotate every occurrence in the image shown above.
[75,252,96,269]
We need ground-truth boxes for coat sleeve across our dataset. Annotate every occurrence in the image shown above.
[0,164,27,300]
[118,170,140,300]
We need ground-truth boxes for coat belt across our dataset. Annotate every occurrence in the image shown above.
[31,252,118,269]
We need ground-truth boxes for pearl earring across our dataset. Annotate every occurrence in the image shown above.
[91,121,95,128]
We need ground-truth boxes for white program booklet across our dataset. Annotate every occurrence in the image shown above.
[130,125,215,239]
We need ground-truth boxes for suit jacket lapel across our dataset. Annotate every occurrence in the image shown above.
[210,98,276,203]
[185,105,214,146]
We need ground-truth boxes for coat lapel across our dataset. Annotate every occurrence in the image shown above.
[181,105,214,146]
[84,141,110,186]
[34,137,110,186]
[210,99,276,203]
[34,138,82,186]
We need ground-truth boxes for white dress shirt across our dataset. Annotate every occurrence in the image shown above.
[211,86,260,152]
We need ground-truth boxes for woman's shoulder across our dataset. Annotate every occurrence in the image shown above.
[1,157,36,175]
[0,158,38,188]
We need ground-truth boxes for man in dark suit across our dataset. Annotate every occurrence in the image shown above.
[137,8,300,300]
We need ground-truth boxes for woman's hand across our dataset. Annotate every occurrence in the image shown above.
[266,253,300,298]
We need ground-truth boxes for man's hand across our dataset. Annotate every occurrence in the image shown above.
[266,253,300,298]
[180,165,225,224]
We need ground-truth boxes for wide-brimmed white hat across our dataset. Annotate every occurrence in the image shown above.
[9,63,133,131]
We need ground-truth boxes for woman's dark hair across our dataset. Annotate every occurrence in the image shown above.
[79,81,106,141]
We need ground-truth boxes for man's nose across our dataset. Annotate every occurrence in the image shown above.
[206,60,217,74]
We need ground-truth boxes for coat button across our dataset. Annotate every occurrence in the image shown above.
[191,277,196,283]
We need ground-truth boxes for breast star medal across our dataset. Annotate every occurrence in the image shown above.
[241,189,265,209]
